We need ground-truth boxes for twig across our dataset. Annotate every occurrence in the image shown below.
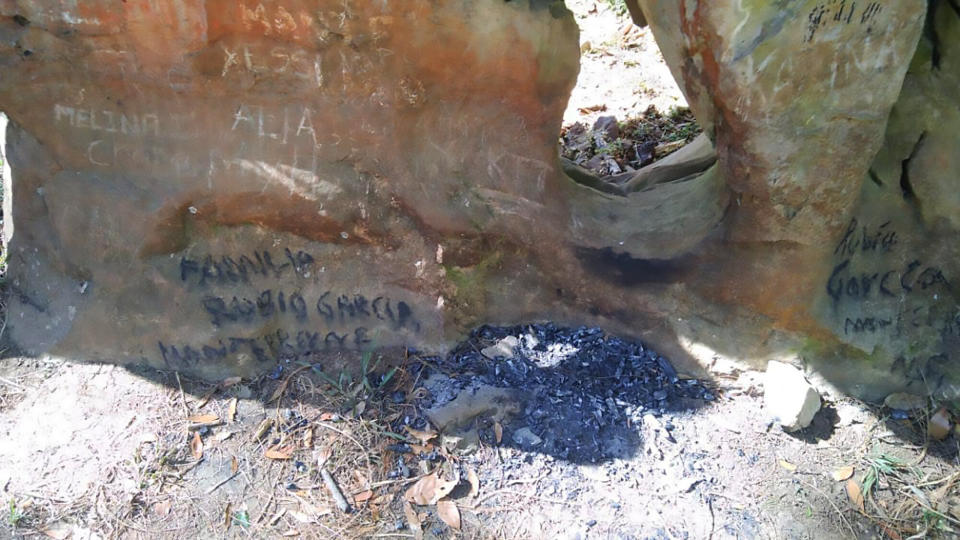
[321,468,351,514]
[0,376,25,390]
[205,472,240,495]
[316,421,374,485]
[174,372,189,416]
[368,472,431,489]
[797,479,856,538]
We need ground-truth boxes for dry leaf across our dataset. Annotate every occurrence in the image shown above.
[227,398,238,423]
[265,448,292,460]
[494,422,503,444]
[214,431,234,443]
[928,407,952,441]
[405,474,438,505]
[431,477,459,504]
[153,500,172,517]
[319,412,335,421]
[303,427,314,448]
[406,426,438,444]
[223,503,232,530]
[191,431,204,459]
[846,479,865,512]
[832,466,855,481]
[40,524,71,540]
[409,443,432,454]
[403,501,423,540]
[281,530,300,537]
[436,500,461,531]
[778,459,797,472]
[353,490,374,503]
[231,456,239,474]
[467,467,480,498]
[316,446,333,467]
[289,510,314,524]
[222,376,242,387]
[188,413,220,424]
[252,419,274,441]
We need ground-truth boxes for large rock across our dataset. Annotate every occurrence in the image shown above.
[0,0,957,402]
[764,361,821,432]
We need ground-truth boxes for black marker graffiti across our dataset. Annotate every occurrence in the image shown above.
[180,248,314,287]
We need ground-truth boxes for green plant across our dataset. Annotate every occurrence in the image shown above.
[860,451,920,501]
[603,0,628,16]
[7,499,23,527]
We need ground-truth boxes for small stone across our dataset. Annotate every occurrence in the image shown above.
[512,427,542,446]
[884,392,927,411]
[586,519,597,527]
[593,115,619,140]
[763,361,821,432]
[481,336,520,360]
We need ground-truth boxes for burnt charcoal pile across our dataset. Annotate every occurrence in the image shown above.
[407,323,714,464]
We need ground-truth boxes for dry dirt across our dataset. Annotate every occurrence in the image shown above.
[2,3,960,540]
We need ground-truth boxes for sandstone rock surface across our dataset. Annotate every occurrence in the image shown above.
[0,0,957,401]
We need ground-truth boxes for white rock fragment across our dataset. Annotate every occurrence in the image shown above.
[764,361,821,432]
[480,336,520,360]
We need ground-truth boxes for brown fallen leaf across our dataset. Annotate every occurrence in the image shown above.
[303,427,314,448]
[467,467,480,498]
[436,500,461,531]
[353,490,374,503]
[409,443,433,454]
[188,413,220,424]
[316,446,333,468]
[405,474,438,505]
[191,431,204,460]
[494,422,503,445]
[40,524,71,540]
[778,459,797,472]
[227,398,238,423]
[223,503,232,530]
[403,501,423,540]
[406,426,438,444]
[318,412,335,421]
[153,500,172,517]
[430,476,459,505]
[928,407,953,441]
[846,479,865,512]
[231,456,239,474]
[265,448,292,460]
[832,466,855,481]
[252,419,274,441]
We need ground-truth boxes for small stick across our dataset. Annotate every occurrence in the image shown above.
[206,472,240,495]
[174,372,190,416]
[320,468,351,514]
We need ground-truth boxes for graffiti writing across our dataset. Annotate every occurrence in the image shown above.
[826,258,949,303]
[158,326,375,368]
[180,249,314,287]
[834,218,898,257]
[200,289,419,331]
[805,1,885,43]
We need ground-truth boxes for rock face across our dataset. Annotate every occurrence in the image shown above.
[0,1,957,400]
